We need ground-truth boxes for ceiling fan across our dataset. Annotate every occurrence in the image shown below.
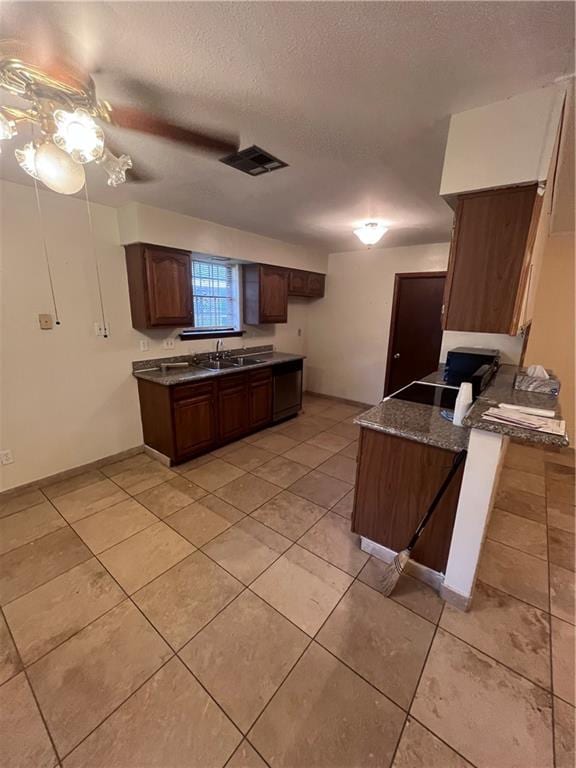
[0,40,240,195]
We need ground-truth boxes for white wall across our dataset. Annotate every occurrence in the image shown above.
[118,203,327,273]
[305,243,450,405]
[439,331,523,365]
[0,180,321,491]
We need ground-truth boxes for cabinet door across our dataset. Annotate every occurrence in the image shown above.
[288,270,309,296]
[260,266,288,323]
[307,272,325,297]
[248,372,273,429]
[145,247,194,326]
[218,377,249,442]
[443,184,538,333]
[173,391,217,458]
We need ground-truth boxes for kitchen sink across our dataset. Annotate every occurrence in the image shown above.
[229,356,266,366]
[199,360,239,371]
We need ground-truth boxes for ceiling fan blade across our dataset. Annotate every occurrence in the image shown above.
[106,104,239,156]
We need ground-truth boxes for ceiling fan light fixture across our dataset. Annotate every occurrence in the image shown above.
[97,147,132,187]
[353,222,389,246]
[53,108,104,163]
[0,112,16,147]
[34,141,86,195]
[15,142,40,179]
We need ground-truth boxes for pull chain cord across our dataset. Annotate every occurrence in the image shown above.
[33,178,61,325]
[83,178,108,338]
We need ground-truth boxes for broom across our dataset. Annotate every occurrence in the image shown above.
[380,449,467,596]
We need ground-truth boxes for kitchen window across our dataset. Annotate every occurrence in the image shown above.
[180,255,242,339]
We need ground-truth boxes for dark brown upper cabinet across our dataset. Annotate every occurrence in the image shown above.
[125,243,194,329]
[243,264,289,324]
[288,269,326,298]
[442,184,541,334]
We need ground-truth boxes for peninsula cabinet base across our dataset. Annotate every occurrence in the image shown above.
[352,428,465,573]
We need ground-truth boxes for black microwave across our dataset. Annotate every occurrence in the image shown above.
[443,347,500,395]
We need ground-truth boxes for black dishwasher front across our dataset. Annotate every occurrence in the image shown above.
[273,360,303,423]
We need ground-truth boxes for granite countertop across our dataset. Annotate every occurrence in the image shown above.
[355,399,469,452]
[132,349,305,386]
[463,365,568,447]
[356,363,568,450]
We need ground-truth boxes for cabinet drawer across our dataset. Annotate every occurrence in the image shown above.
[218,372,247,391]
[248,367,272,383]
[172,381,216,402]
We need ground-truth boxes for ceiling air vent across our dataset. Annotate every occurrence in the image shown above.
[220,145,288,176]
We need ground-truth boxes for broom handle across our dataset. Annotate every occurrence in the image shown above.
[406,449,467,553]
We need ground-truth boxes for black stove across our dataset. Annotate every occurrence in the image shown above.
[389,382,459,410]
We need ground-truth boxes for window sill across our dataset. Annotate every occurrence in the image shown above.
[179,329,246,341]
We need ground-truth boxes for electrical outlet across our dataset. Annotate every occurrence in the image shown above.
[139,339,150,352]
[0,449,14,465]
[94,322,111,337]
[162,338,176,349]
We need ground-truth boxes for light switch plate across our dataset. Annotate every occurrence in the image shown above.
[38,313,53,330]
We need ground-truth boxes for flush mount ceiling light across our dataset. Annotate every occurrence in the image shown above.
[353,222,389,246]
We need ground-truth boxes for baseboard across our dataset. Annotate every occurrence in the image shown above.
[143,444,172,467]
[360,536,444,592]
[440,583,473,611]
[0,445,146,501]
[304,390,373,410]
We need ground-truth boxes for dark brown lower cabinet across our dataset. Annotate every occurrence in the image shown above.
[137,368,275,464]
[248,369,273,429]
[218,375,249,443]
[173,384,218,457]
[352,428,465,572]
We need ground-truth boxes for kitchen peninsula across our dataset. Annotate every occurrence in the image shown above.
[352,364,568,609]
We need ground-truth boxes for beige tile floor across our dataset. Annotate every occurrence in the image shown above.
[0,394,574,768]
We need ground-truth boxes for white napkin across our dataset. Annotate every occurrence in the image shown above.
[526,365,549,379]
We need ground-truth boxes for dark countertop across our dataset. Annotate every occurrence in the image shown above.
[356,363,568,450]
[463,365,568,447]
[132,351,305,386]
[355,399,469,453]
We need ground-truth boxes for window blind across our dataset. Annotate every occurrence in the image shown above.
[191,258,238,329]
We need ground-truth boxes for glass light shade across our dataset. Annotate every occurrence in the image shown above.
[15,142,40,178]
[0,113,16,146]
[353,222,388,246]
[53,108,104,164]
[35,142,86,195]
[97,148,132,187]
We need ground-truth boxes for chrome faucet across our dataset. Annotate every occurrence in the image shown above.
[215,339,225,359]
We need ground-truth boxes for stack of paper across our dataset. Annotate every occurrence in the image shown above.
[482,404,566,436]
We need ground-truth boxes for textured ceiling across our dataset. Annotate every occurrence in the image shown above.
[1,1,574,251]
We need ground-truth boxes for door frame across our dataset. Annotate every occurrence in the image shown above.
[383,271,447,397]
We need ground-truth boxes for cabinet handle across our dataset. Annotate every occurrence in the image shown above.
[393,353,400,359]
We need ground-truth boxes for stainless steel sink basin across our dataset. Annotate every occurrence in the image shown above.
[199,360,239,371]
[230,357,266,367]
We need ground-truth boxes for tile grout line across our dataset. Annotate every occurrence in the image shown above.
[545,472,558,768]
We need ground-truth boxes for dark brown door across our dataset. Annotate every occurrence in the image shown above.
[218,375,249,442]
[384,272,446,396]
[248,371,273,429]
[145,247,194,326]
[443,184,538,333]
[174,392,217,458]
[260,266,288,323]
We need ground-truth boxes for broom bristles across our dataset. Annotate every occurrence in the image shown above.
[379,549,410,596]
